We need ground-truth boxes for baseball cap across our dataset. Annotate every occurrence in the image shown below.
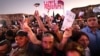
[16,30,28,37]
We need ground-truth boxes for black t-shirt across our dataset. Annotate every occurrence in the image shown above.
[26,42,41,56]
[38,46,64,56]
[24,42,64,56]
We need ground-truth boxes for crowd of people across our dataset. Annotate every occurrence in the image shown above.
[0,10,100,56]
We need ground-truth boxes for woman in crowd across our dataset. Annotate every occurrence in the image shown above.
[70,31,91,56]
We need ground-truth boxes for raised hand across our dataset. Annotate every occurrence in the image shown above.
[63,27,72,39]
[18,16,30,32]
[56,27,72,50]
[34,10,40,19]
[34,10,48,32]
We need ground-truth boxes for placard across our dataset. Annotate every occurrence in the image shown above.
[61,11,76,30]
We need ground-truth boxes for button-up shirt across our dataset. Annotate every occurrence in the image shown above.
[81,26,100,56]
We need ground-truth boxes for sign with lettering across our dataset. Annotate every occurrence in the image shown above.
[44,0,64,10]
[61,11,76,31]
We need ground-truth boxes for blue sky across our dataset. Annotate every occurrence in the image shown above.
[0,0,100,15]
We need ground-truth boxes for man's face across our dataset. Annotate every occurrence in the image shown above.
[15,36,28,48]
[42,36,54,53]
[0,44,7,55]
[87,17,98,28]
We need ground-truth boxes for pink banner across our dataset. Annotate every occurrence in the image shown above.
[44,0,64,10]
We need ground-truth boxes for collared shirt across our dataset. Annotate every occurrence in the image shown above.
[81,26,100,55]
[85,47,91,56]
[10,42,41,56]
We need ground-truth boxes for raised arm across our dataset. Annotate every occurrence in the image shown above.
[34,10,47,32]
[56,28,72,50]
[51,23,63,42]
[45,15,52,28]
[21,18,41,45]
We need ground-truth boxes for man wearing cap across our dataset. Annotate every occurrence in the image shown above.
[81,12,100,56]
[0,39,11,56]
[10,30,40,56]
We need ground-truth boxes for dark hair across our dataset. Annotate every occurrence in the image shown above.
[43,31,60,42]
[0,39,11,54]
[16,30,28,37]
[98,20,100,24]
[86,12,97,19]
[42,32,54,39]
[70,31,89,42]
[65,42,84,56]
[55,13,60,19]
[5,30,14,37]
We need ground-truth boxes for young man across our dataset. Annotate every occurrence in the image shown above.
[81,12,100,56]
[10,30,40,56]
[0,39,11,56]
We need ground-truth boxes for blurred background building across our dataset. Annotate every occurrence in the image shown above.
[71,4,100,19]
